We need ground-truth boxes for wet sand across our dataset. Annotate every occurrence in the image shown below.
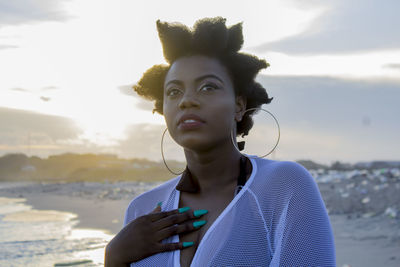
[1,181,399,266]
[14,194,130,234]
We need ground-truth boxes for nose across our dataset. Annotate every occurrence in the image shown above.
[178,91,200,110]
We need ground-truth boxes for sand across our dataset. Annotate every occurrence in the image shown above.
[330,214,399,266]
[1,181,399,267]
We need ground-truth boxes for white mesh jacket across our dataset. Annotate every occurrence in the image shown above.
[124,156,336,266]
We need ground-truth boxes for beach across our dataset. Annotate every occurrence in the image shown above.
[1,177,399,267]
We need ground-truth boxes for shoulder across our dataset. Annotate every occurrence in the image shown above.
[270,160,312,181]
[255,157,309,173]
[251,157,317,194]
[253,157,312,180]
[124,176,180,225]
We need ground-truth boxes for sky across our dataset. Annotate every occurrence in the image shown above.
[0,0,399,165]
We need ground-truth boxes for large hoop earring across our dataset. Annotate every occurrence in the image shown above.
[231,107,280,158]
[161,127,185,175]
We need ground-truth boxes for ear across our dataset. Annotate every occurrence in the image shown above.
[235,95,246,122]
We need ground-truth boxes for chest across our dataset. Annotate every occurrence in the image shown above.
[178,189,235,267]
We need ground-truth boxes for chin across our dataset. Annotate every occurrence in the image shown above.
[177,136,214,152]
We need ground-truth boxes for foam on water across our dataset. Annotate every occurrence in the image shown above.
[0,197,114,267]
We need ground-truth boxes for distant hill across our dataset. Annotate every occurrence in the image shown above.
[0,153,185,182]
[295,160,329,170]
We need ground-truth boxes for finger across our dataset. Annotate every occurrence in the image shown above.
[157,241,195,253]
[154,210,197,231]
[157,220,207,241]
[147,209,180,222]
[156,221,199,241]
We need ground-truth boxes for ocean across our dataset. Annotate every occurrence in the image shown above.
[0,195,113,267]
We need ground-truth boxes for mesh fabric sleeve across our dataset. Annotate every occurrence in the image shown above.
[269,162,336,266]
[123,199,138,227]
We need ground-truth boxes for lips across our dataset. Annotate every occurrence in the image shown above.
[177,114,206,126]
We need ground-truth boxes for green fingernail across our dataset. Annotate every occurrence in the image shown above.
[193,220,207,228]
[182,241,194,248]
[157,201,162,207]
[193,209,208,217]
[178,207,190,213]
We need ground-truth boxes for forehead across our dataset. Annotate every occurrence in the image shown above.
[164,55,232,86]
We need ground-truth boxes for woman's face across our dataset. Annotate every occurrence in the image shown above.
[163,55,245,152]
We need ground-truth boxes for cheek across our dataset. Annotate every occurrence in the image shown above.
[163,106,173,125]
[163,102,177,133]
[208,100,236,130]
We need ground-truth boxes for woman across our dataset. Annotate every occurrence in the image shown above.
[105,17,336,266]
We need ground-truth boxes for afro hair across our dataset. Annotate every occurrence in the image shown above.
[133,17,273,137]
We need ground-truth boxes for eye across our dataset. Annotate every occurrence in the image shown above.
[166,88,181,97]
[200,83,219,92]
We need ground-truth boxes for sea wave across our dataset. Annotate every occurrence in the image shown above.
[0,197,113,266]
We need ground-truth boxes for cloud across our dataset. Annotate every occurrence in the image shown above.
[257,75,399,128]
[10,86,59,94]
[0,0,72,27]
[10,87,30,92]
[116,123,181,162]
[252,0,400,54]
[118,85,156,112]
[41,86,58,91]
[0,44,18,49]
[118,85,135,97]
[253,75,400,163]
[0,0,72,50]
[0,107,168,160]
[383,63,400,70]
[40,96,51,101]
[0,107,83,156]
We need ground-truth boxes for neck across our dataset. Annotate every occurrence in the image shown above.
[183,139,242,194]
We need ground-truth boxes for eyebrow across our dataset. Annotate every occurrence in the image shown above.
[165,74,225,87]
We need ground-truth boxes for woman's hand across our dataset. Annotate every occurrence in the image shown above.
[104,204,207,267]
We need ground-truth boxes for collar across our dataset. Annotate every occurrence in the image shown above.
[175,154,251,193]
